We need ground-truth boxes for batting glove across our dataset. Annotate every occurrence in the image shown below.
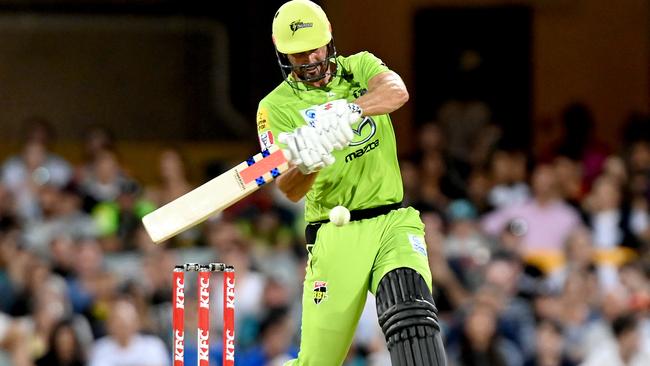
[312,99,363,150]
[278,126,336,174]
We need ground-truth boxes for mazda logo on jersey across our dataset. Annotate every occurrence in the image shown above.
[349,117,377,147]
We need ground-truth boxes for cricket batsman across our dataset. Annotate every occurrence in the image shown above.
[256,0,447,364]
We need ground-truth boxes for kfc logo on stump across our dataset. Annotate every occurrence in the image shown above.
[174,330,184,361]
[225,276,235,310]
[224,329,235,361]
[175,276,185,309]
[198,329,210,362]
[199,277,210,309]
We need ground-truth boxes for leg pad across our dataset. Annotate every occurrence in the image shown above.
[376,268,447,366]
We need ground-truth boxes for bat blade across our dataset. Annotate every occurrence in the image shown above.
[142,146,288,243]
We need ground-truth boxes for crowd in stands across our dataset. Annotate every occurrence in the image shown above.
[0,103,649,366]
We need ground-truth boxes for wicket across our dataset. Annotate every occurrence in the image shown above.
[173,263,235,366]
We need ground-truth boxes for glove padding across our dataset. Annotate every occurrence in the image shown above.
[278,126,335,174]
[277,99,363,175]
[311,99,362,149]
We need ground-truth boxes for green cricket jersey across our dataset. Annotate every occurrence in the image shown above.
[256,52,403,222]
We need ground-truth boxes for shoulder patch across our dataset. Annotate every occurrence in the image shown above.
[257,107,270,132]
[259,130,275,150]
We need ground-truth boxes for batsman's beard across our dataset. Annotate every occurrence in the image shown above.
[293,59,332,83]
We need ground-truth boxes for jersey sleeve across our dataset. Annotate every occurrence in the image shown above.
[256,100,296,151]
[351,51,391,84]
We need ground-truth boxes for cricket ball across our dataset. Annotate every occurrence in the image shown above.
[329,205,351,226]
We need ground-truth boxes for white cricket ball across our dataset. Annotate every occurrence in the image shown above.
[329,205,351,227]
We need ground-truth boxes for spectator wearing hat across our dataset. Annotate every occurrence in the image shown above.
[444,199,492,290]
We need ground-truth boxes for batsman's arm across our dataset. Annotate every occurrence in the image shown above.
[354,71,409,117]
[276,166,318,202]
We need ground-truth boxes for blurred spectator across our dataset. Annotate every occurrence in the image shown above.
[498,218,527,251]
[237,274,296,350]
[487,148,530,209]
[0,218,22,313]
[66,239,118,337]
[524,319,575,366]
[0,312,31,366]
[482,164,582,274]
[554,269,599,362]
[580,314,650,366]
[482,256,537,358]
[22,182,98,256]
[92,179,155,251]
[547,228,597,292]
[0,184,17,223]
[466,169,493,215]
[401,159,422,207]
[419,150,452,208]
[211,224,266,337]
[89,298,168,366]
[625,140,650,210]
[418,122,445,154]
[447,301,523,366]
[618,262,650,312]
[1,139,72,221]
[77,126,116,184]
[580,287,631,357]
[580,175,647,288]
[622,113,650,147]
[583,175,647,250]
[437,100,491,165]
[626,140,650,176]
[80,149,130,210]
[142,146,199,247]
[7,251,52,317]
[422,205,471,315]
[146,147,192,206]
[11,257,94,363]
[444,199,492,290]
[555,103,608,188]
[50,235,78,279]
[2,118,73,220]
[35,318,86,366]
[350,294,390,366]
[601,156,629,187]
[418,121,473,200]
[238,306,298,366]
[553,156,584,208]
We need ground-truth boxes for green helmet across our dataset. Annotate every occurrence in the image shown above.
[272,0,331,54]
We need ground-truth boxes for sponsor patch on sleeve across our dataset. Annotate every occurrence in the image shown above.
[408,234,427,257]
[256,107,270,132]
[258,130,275,150]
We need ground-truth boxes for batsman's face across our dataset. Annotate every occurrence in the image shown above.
[287,45,330,86]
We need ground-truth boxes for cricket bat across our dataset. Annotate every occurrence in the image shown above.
[142,145,289,243]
